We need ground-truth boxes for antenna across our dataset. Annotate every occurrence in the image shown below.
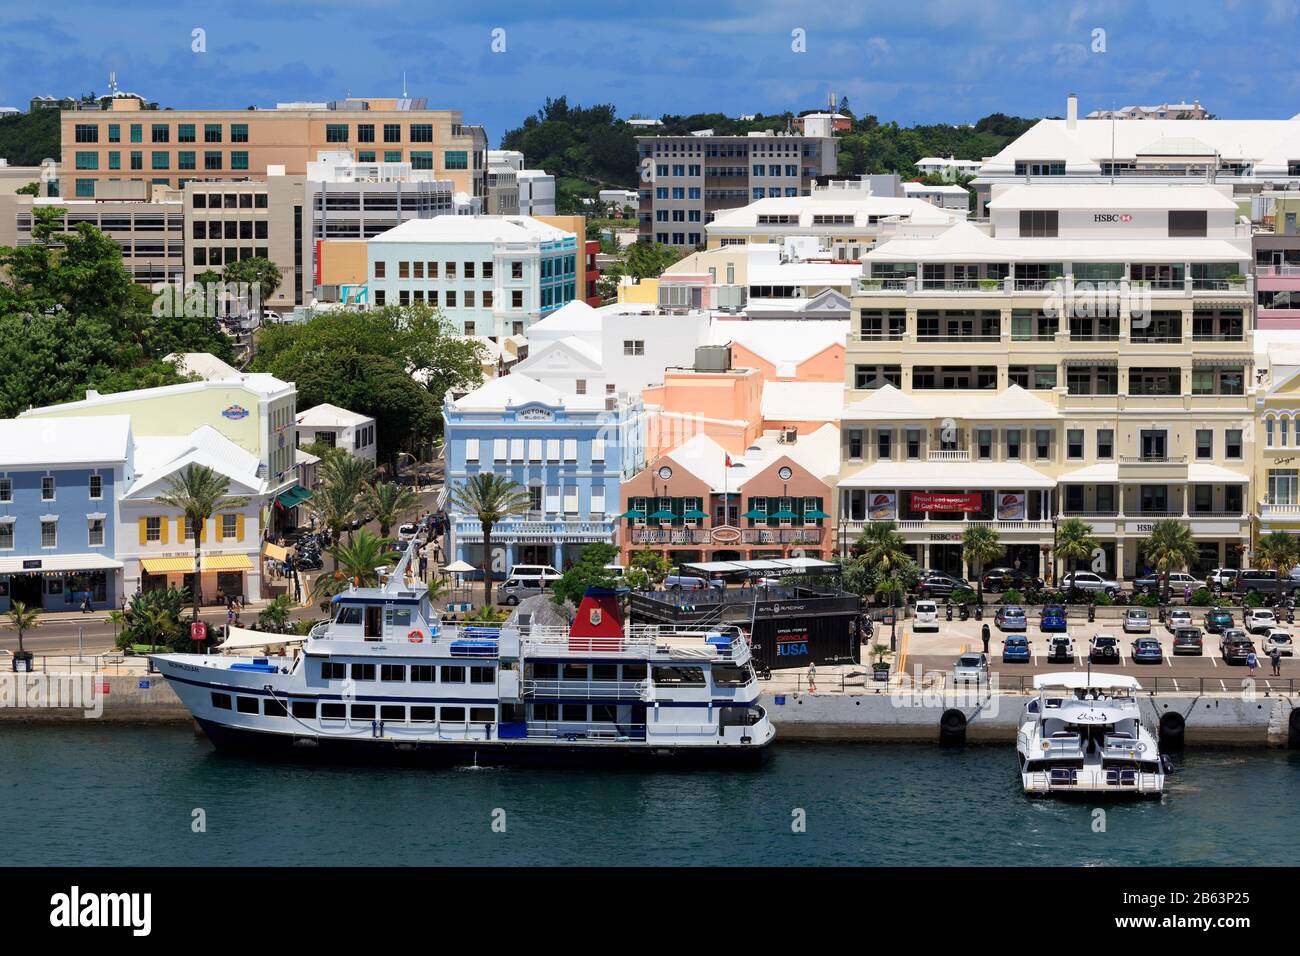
[402,71,408,99]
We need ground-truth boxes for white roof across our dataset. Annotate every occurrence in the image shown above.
[842,384,1057,421]
[748,260,861,287]
[370,214,573,245]
[525,299,602,337]
[1033,672,1141,691]
[660,423,841,492]
[127,426,264,499]
[839,459,1055,490]
[296,403,373,428]
[164,352,241,381]
[708,319,848,368]
[760,382,844,422]
[0,416,131,467]
[902,182,970,196]
[707,194,959,231]
[20,373,293,415]
[449,373,603,412]
[988,184,1240,211]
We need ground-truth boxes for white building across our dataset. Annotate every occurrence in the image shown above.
[901,181,971,211]
[915,155,983,179]
[487,150,556,216]
[296,403,377,463]
[598,189,639,208]
[1086,101,1208,121]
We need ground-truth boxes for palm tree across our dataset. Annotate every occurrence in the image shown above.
[961,525,1003,606]
[1055,517,1098,590]
[321,455,375,518]
[257,593,295,632]
[855,522,911,650]
[311,481,360,569]
[362,480,419,538]
[448,474,532,608]
[1255,531,1299,601]
[155,464,251,625]
[1143,520,1199,603]
[311,530,404,599]
[5,600,40,656]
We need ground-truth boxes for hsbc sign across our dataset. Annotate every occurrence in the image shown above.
[1093,213,1134,223]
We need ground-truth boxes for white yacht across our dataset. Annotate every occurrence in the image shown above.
[1016,672,1166,797]
[152,542,774,767]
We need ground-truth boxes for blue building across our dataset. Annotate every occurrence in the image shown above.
[443,374,645,575]
[0,417,133,613]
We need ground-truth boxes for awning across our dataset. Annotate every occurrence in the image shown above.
[141,554,253,574]
[839,459,1056,490]
[263,543,289,562]
[217,624,306,651]
[275,485,313,509]
[0,553,123,574]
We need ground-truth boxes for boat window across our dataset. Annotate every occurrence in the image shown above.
[652,665,706,686]
[591,705,616,723]
[592,664,618,681]
[441,665,466,683]
[263,699,286,717]
[381,705,405,722]
[470,665,495,684]
[562,663,590,680]
[442,706,466,722]
[411,706,437,722]
[532,703,559,721]
[385,606,412,629]
[528,662,559,680]
[351,663,375,681]
[364,606,383,640]
[291,701,316,719]
[411,665,436,682]
[561,704,587,721]
[320,661,346,680]
[381,664,406,682]
[321,703,345,720]
[470,706,495,722]
[622,663,647,681]
[236,696,259,715]
[712,664,752,687]
[334,606,362,626]
[351,704,375,720]
[211,692,232,710]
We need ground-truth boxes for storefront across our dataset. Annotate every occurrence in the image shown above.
[0,554,123,612]
[138,553,255,604]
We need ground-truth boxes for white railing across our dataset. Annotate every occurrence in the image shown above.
[1041,734,1083,755]
[927,449,970,462]
[522,679,649,700]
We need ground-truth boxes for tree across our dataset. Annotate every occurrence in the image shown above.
[1255,531,1299,600]
[222,256,282,309]
[855,522,913,649]
[326,530,403,590]
[311,481,361,570]
[362,480,418,538]
[5,600,40,656]
[448,474,532,608]
[1142,520,1199,603]
[154,464,251,623]
[552,543,620,606]
[623,241,683,279]
[961,525,1003,607]
[16,181,39,196]
[258,594,295,632]
[627,550,672,591]
[1055,518,1098,587]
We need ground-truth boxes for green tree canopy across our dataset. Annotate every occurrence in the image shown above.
[552,543,621,607]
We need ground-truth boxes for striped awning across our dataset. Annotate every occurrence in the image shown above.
[275,485,313,509]
[1192,356,1252,367]
[140,554,253,574]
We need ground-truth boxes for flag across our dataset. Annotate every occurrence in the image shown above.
[725,453,732,467]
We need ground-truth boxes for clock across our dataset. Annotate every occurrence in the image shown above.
[778,466,793,480]
[658,466,673,480]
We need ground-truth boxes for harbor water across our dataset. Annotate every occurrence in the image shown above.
[4,726,1298,866]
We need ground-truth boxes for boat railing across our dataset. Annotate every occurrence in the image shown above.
[1040,733,1084,755]
[521,679,650,700]
[525,721,723,741]
[1102,734,1145,760]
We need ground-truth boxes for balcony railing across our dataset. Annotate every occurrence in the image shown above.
[628,527,825,545]
[927,449,971,462]
[1119,455,1188,465]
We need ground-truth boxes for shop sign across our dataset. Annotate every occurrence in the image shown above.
[222,405,250,420]
[911,492,982,512]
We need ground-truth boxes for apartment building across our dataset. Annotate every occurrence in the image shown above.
[366,215,580,338]
[973,93,1300,213]
[486,150,555,216]
[1085,102,1209,121]
[841,182,1255,580]
[1256,345,1300,543]
[61,98,487,201]
[636,131,838,248]
[1253,192,1300,332]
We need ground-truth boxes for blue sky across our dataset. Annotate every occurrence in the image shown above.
[3,0,1299,143]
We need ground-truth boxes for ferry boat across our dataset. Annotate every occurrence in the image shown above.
[152,543,774,767]
[1016,672,1167,798]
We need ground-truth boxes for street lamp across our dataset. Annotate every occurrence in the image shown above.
[397,451,420,493]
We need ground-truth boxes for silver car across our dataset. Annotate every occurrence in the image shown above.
[952,653,990,684]
[1123,608,1151,634]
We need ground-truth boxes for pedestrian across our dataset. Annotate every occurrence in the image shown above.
[81,594,91,614]
[807,661,817,693]
[419,552,429,579]
[1247,648,1258,677]
[981,622,991,654]
[227,604,235,627]
[1271,646,1283,676]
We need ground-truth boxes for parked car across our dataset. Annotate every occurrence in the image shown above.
[497,578,550,606]
[1046,635,1075,663]
[995,605,1028,631]
[1235,569,1300,598]
[397,523,420,542]
[1217,627,1248,655]
[1263,629,1294,657]
[1165,608,1193,633]
[913,600,940,632]
[1130,637,1164,664]
[1221,633,1257,665]
[1172,626,1204,656]
[1203,607,1234,634]
[1060,570,1121,596]
[1207,568,1239,590]
[1122,608,1151,634]
[664,573,726,592]
[1133,571,1199,595]
[915,571,970,598]
[509,564,564,586]
[1244,608,1278,636]
[981,567,1043,592]
[1039,605,1068,632]
[952,653,990,684]
[1001,635,1031,663]
[1088,633,1121,664]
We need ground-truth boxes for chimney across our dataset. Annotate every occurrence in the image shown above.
[1066,92,1078,130]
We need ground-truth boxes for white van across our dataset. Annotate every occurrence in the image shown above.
[508,564,563,586]
[914,600,940,632]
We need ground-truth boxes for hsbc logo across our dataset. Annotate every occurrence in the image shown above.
[1094,213,1134,223]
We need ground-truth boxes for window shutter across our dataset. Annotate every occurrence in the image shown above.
[465,438,479,462]
[590,487,605,516]
[591,438,605,462]
[546,439,560,461]
[493,439,507,461]
[563,438,577,461]
[563,485,579,513]
[510,438,524,461]
[236,514,245,540]
[159,517,169,544]
[138,517,147,545]
[528,439,542,461]
[176,517,185,541]
[544,485,560,512]
[215,516,224,541]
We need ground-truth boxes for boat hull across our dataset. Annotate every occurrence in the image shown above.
[195,717,774,769]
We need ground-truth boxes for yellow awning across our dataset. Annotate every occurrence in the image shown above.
[263,543,289,562]
[140,554,253,574]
